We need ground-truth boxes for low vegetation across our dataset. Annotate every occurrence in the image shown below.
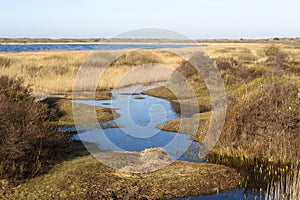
[0,76,70,183]
[215,78,299,163]
[146,44,300,164]
[1,143,241,199]
[212,45,299,163]
[0,50,182,96]
[1,42,299,199]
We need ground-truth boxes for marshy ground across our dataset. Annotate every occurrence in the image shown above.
[0,40,299,199]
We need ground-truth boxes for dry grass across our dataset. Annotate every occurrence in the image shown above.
[202,43,300,58]
[202,43,269,58]
[0,51,87,95]
[1,43,298,96]
[0,49,183,96]
[215,78,300,163]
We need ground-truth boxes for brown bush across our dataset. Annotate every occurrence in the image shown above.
[172,53,216,83]
[215,57,240,70]
[0,76,70,183]
[215,57,266,85]
[0,76,32,102]
[217,80,300,162]
[174,60,198,78]
[264,45,289,69]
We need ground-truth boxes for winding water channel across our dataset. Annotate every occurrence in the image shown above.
[72,85,266,199]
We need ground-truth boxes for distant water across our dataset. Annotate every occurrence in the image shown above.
[0,43,204,52]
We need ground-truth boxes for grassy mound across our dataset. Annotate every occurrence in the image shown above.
[216,78,300,162]
[1,143,241,199]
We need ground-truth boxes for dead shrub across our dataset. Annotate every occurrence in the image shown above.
[264,45,289,69]
[215,57,265,85]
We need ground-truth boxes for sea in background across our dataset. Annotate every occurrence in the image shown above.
[0,43,204,52]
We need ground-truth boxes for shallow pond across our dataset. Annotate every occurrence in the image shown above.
[71,85,269,199]
[72,85,202,162]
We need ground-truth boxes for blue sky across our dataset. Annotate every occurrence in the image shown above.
[0,0,299,39]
